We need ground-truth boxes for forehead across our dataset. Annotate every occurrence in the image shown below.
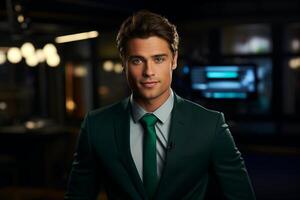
[126,36,172,57]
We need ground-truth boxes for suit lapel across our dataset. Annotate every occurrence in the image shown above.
[114,98,146,199]
[155,94,186,198]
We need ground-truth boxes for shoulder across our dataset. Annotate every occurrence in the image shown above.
[177,96,222,120]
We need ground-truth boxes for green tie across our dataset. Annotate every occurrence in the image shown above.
[140,114,158,199]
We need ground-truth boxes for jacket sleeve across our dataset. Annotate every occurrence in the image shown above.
[211,112,256,200]
[65,113,101,200]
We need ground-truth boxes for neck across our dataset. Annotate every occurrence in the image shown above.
[133,89,171,112]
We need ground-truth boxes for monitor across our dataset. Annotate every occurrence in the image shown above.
[190,64,257,99]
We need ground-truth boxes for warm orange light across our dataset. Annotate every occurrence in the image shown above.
[66,99,76,111]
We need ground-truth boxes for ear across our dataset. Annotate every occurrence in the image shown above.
[172,51,178,70]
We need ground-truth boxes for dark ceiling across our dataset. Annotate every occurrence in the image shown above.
[1,0,300,40]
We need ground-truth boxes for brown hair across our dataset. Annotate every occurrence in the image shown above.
[116,10,179,59]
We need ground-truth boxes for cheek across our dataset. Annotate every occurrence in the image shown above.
[162,66,173,79]
[126,67,140,82]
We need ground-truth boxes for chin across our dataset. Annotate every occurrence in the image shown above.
[141,93,158,100]
[137,90,160,100]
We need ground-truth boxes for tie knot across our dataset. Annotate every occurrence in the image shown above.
[140,114,158,127]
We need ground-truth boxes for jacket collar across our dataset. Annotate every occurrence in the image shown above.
[154,93,186,198]
[114,97,146,199]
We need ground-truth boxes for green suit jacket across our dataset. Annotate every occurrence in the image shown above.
[65,94,256,200]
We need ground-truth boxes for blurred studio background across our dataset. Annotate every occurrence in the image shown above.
[0,0,300,199]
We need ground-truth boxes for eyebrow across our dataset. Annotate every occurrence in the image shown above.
[152,54,168,58]
[128,54,168,60]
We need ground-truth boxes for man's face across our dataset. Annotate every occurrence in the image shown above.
[124,36,177,103]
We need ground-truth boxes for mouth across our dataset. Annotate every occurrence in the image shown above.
[140,81,159,88]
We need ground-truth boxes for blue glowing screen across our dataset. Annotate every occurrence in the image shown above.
[191,65,257,99]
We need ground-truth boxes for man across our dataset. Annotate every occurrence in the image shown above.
[65,10,256,200]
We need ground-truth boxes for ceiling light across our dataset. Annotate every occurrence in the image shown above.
[0,51,6,64]
[55,31,99,43]
[26,54,39,67]
[17,15,24,23]
[21,42,35,57]
[7,47,22,63]
[43,43,57,57]
[114,63,123,74]
[103,60,114,72]
[46,54,60,67]
[36,49,46,62]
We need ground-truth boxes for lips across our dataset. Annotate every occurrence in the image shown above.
[141,81,159,88]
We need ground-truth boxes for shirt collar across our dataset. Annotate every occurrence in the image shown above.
[130,90,174,124]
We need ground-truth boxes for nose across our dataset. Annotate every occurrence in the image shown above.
[143,61,155,77]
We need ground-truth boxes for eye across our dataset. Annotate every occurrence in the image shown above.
[154,56,165,64]
[130,58,143,65]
